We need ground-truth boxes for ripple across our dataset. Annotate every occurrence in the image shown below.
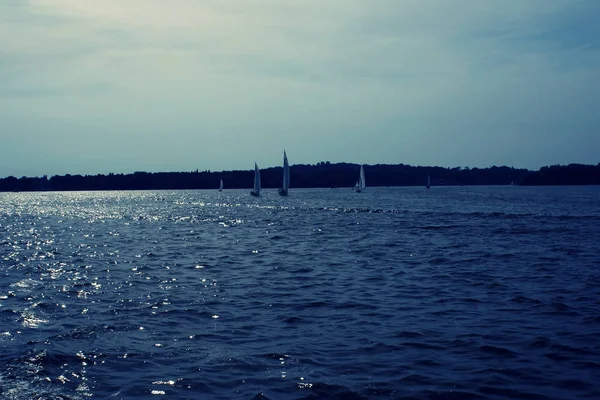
[0,188,599,399]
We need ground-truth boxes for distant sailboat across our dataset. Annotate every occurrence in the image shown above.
[426,174,431,189]
[250,163,261,196]
[510,180,516,186]
[278,150,290,196]
[355,165,366,193]
[218,179,223,192]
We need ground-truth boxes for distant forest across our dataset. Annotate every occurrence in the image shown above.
[1,162,599,192]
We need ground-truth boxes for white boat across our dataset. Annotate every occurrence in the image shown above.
[218,179,223,191]
[250,163,261,196]
[426,174,431,189]
[278,150,290,196]
[356,165,366,192]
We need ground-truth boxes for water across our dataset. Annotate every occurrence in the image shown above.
[1,186,599,399]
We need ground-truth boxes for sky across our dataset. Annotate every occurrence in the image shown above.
[1,0,599,177]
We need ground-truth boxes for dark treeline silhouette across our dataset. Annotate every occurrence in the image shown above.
[519,163,600,186]
[0,162,598,192]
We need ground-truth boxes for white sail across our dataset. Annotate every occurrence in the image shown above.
[219,179,223,191]
[283,151,290,191]
[253,162,261,195]
[278,151,290,196]
[359,165,366,190]
[355,165,365,192]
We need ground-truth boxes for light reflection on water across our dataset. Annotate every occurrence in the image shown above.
[0,188,599,399]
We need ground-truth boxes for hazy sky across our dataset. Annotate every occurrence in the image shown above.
[1,0,599,177]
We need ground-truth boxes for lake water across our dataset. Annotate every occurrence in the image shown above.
[1,186,599,399]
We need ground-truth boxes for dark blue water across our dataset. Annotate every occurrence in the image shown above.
[1,186,599,399]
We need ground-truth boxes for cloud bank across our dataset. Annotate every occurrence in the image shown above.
[1,0,599,176]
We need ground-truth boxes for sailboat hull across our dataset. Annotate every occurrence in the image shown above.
[250,191,260,196]
[278,188,288,196]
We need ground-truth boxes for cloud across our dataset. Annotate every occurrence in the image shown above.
[0,0,598,176]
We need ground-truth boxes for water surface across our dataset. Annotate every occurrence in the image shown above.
[1,186,599,399]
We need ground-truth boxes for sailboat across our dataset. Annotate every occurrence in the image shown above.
[355,165,366,193]
[218,179,223,192]
[278,150,290,196]
[250,163,261,196]
[426,174,431,189]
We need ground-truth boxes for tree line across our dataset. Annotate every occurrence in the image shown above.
[0,162,598,192]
